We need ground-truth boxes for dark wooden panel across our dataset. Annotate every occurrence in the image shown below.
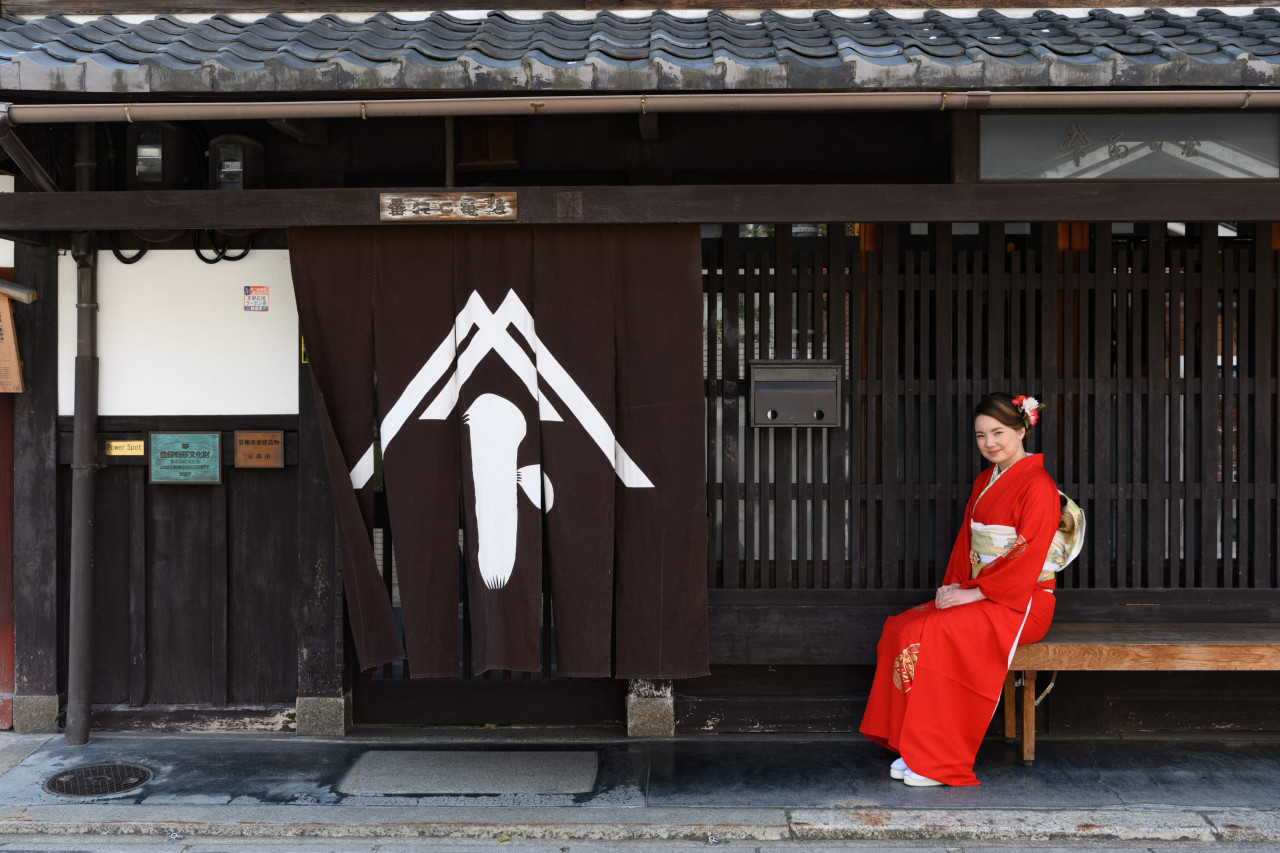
[146,485,214,704]
[88,465,132,705]
[1041,672,1280,734]
[128,466,146,707]
[12,241,59,698]
[210,483,228,706]
[10,185,1280,231]
[228,468,299,704]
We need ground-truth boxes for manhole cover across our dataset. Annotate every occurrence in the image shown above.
[43,763,152,797]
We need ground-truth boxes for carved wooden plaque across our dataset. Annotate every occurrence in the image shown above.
[0,296,24,393]
[234,430,285,469]
[379,192,517,223]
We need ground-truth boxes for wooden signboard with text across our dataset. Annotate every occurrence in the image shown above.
[0,296,23,393]
[234,430,284,468]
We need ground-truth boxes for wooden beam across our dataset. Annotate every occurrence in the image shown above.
[4,183,1280,231]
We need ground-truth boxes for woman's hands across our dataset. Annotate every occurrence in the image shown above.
[934,583,986,609]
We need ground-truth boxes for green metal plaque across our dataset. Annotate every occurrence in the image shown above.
[149,432,222,484]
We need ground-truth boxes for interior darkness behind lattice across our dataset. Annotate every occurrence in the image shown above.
[703,221,1279,593]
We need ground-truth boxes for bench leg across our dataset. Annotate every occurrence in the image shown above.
[1002,671,1017,743]
[1020,668,1037,765]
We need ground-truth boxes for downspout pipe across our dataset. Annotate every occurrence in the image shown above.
[64,122,98,747]
[1,89,1277,125]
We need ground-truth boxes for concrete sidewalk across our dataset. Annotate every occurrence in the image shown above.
[0,730,1275,844]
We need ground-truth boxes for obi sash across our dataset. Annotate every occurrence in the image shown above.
[969,492,1086,584]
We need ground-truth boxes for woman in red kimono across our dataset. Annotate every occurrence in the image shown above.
[859,393,1063,787]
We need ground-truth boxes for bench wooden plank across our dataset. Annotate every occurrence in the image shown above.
[1011,623,1280,671]
[1005,623,1280,765]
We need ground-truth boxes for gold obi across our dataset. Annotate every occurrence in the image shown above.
[968,522,1018,580]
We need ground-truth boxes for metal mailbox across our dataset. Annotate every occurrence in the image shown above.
[749,361,841,428]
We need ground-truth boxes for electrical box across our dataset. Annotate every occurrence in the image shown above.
[749,361,841,428]
[126,123,185,191]
[208,134,265,190]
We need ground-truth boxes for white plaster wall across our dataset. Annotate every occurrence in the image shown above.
[0,176,13,269]
[58,250,299,416]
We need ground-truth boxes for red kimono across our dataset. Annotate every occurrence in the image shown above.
[859,454,1060,786]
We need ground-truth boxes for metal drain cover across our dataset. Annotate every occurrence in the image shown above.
[43,763,152,797]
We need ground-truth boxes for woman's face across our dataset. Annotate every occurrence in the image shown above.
[974,414,1026,469]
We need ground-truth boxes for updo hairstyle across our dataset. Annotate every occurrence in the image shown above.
[974,393,1032,435]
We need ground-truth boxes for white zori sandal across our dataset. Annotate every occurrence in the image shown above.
[903,769,944,787]
[889,757,908,780]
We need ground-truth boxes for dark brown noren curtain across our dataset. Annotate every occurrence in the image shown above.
[289,225,709,679]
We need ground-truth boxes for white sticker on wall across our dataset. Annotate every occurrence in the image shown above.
[244,286,269,312]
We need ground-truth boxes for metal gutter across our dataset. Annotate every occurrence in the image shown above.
[1,89,1277,124]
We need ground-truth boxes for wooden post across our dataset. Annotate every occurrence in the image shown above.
[1021,669,1037,765]
[295,360,348,735]
[11,239,58,733]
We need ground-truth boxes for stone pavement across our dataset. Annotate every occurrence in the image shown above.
[0,730,1274,847]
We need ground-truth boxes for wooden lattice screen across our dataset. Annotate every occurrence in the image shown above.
[703,221,1279,594]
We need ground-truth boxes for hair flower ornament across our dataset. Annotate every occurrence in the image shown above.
[1011,394,1044,427]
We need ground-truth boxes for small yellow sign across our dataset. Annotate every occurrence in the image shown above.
[105,439,145,456]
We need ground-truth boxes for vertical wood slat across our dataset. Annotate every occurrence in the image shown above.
[849,235,870,589]
[753,250,770,589]
[210,480,228,706]
[128,467,146,707]
[744,249,761,589]
[826,224,849,589]
[1198,223,1218,588]
[1173,243,1190,589]
[849,235,867,590]
[1144,223,1166,589]
[903,244,920,587]
[1252,225,1275,588]
[1075,231,1093,588]
[705,238,720,590]
[1262,229,1279,587]
[936,226,956,590]
[1223,243,1240,588]
[795,248,812,587]
[722,226,742,590]
[773,226,794,589]
[1117,239,1133,587]
[1094,222,1115,589]
[879,229,901,590]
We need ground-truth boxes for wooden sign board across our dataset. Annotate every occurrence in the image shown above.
[379,192,517,223]
[149,432,221,484]
[234,430,284,469]
[0,295,24,393]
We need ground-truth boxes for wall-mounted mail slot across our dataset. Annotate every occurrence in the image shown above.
[749,361,841,428]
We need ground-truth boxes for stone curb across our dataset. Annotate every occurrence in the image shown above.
[0,805,1276,842]
[789,807,1280,843]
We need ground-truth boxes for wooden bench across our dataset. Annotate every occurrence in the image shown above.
[1005,622,1280,764]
